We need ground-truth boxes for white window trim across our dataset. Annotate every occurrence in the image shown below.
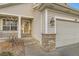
[2,18,17,31]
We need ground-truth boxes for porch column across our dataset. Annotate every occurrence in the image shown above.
[54,16,56,33]
[28,21,31,34]
[18,16,21,38]
[45,9,48,33]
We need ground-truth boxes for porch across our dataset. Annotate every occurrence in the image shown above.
[0,14,33,39]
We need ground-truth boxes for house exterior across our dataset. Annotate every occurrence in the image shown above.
[0,3,79,51]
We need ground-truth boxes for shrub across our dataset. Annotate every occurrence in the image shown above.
[0,51,14,56]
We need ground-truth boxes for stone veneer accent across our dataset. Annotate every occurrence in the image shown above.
[42,34,56,52]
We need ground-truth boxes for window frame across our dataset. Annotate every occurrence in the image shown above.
[2,18,18,31]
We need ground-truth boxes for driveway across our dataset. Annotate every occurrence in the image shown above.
[56,43,79,56]
[24,41,79,56]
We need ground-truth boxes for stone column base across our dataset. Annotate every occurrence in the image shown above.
[42,34,56,52]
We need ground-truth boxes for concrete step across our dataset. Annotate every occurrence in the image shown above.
[21,34,32,37]
[25,43,38,45]
[23,37,40,47]
[22,34,41,49]
[24,40,38,45]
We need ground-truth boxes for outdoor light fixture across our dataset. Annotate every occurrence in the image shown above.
[75,19,77,22]
[49,17,55,27]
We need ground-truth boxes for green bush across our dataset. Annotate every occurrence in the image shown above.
[0,51,14,56]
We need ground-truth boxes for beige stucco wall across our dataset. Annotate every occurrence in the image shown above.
[48,8,79,34]
[0,19,2,31]
[0,4,33,17]
[1,3,79,47]
[32,9,42,43]
[47,8,79,47]
[0,3,42,42]
[41,9,56,34]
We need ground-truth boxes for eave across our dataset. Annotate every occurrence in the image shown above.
[33,3,79,16]
[0,3,22,9]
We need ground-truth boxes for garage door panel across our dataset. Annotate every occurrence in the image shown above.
[56,20,79,47]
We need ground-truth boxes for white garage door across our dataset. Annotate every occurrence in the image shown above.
[56,19,79,47]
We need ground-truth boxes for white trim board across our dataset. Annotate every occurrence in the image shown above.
[0,13,34,19]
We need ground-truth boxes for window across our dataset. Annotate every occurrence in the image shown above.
[3,19,17,31]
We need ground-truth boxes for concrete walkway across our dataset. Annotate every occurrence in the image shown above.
[23,38,58,56]
[22,37,79,56]
[24,39,79,56]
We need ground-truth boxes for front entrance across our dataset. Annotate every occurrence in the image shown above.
[21,17,32,37]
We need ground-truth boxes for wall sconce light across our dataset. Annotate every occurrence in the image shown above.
[75,19,77,22]
[49,17,55,26]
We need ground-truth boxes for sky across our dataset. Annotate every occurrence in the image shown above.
[68,3,79,10]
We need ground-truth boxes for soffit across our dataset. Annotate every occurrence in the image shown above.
[33,3,79,16]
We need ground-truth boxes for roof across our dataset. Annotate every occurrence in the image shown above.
[0,3,79,16]
[33,3,79,16]
[0,3,21,9]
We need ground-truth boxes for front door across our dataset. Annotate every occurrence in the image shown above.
[21,19,31,35]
